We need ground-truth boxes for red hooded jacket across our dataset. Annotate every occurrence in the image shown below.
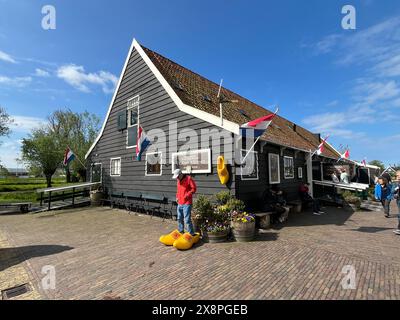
[176,175,197,205]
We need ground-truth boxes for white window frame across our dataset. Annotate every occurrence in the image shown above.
[171,149,212,174]
[283,156,295,179]
[91,162,102,183]
[145,152,163,176]
[110,157,121,177]
[268,153,281,184]
[126,95,140,149]
[240,149,259,181]
[298,167,303,179]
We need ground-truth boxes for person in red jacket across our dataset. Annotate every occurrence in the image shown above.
[172,169,197,235]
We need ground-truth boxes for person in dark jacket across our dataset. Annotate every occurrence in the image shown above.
[375,176,393,218]
[299,182,324,215]
[393,171,400,235]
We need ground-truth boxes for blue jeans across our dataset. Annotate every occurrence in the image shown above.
[397,200,400,229]
[177,204,194,235]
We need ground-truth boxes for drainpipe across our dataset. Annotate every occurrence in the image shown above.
[307,150,314,197]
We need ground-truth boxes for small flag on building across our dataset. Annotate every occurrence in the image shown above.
[240,112,276,138]
[136,126,151,161]
[63,147,75,166]
[361,158,367,167]
[316,136,329,156]
[342,149,350,160]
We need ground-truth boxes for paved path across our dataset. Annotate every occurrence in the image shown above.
[0,202,399,300]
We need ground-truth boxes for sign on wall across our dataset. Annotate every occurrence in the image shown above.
[172,149,212,174]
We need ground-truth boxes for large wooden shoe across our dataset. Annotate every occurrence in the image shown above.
[173,232,200,250]
[159,230,183,246]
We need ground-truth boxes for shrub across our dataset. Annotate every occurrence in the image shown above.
[193,195,214,219]
[214,191,233,205]
[226,198,246,212]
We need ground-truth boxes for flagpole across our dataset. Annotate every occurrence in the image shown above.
[240,107,279,164]
[67,145,87,169]
[241,136,261,164]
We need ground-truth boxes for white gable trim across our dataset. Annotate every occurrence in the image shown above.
[85,38,240,159]
[85,40,136,159]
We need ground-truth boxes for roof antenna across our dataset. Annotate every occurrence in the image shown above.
[217,79,223,126]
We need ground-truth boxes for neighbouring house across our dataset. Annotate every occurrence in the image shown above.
[85,39,350,209]
[2,168,29,178]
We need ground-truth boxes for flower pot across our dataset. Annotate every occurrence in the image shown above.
[231,221,255,242]
[192,218,202,233]
[202,230,229,243]
[90,191,104,206]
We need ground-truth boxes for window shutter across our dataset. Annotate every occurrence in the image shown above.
[117,111,127,130]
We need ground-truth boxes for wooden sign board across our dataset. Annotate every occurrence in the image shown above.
[172,149,211,174]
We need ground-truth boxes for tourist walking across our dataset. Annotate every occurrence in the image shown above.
[393,171,400,235]
[375,176,393,218]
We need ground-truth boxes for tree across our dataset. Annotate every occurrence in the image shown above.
[47,109,100,182]
[0,106,12,138]
[368,160,385,171]
[21,128,63,187]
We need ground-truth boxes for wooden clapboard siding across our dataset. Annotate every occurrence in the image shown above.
[236,142,308,204]
[86,47,235,199]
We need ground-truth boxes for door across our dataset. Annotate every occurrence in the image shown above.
[91,163,102,183]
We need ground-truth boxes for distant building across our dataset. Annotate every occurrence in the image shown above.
[4,168,29,178]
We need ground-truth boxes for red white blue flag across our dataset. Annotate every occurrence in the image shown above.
[136,126,151,161]
[240,112,276,137]
[316,136,329,156]
[63,147,75,166]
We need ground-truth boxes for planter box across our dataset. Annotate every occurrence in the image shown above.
[90,192,104,206]
[231,221,255,242]
[202,230,229,243]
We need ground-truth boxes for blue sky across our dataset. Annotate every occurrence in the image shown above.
[0,0,399,168]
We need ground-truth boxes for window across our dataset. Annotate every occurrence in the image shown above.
[241,149,259,180]
[172,149,212,174]
[268,153,280,184]
[298,167,303,179]
[145,152,162,176]
[110,158,121,176]
[91,163,102,182]
[127,95,139,148]
[283,156,294,179]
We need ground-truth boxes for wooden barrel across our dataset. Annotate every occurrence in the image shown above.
[202,230,228,243]
[231,221,255,242]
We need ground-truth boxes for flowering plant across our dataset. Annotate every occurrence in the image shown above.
[202,220,230,233]
[230,210,255,223]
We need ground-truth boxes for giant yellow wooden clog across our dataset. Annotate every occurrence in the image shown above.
[159,229,183,246]
[173,232,200,250]
[217,155,229,185]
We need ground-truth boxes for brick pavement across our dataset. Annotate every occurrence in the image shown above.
[0,202,399,300]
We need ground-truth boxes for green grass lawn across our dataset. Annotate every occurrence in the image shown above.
[0,177,73,203]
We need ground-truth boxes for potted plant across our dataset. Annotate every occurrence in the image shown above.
[342,191,362,211]
[230,211,256,242]
[90,185,104,206]
[192,195,213,233]
[201,203,230,243]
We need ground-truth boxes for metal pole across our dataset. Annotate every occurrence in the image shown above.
[48,191,51,211]
[241,136,260,164]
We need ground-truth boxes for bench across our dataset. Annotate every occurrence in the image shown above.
[287,200,302,213]
[123,191,144,213]
[141,193,168,219]
[109,191,125,209]
[0,202,32,214]
[254,212,274,229]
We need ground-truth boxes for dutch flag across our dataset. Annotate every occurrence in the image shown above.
[240,112,276,138]
[63,147,75,166]
[136,126,151,161]
[316,136,329,156]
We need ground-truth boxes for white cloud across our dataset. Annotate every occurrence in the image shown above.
[0,50,16,63]
[34,68,50,77]
[10,115,46,133]
[57,64,118,94]
[0,75,32,87]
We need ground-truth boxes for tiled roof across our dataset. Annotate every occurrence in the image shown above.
[142,45,339,159]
